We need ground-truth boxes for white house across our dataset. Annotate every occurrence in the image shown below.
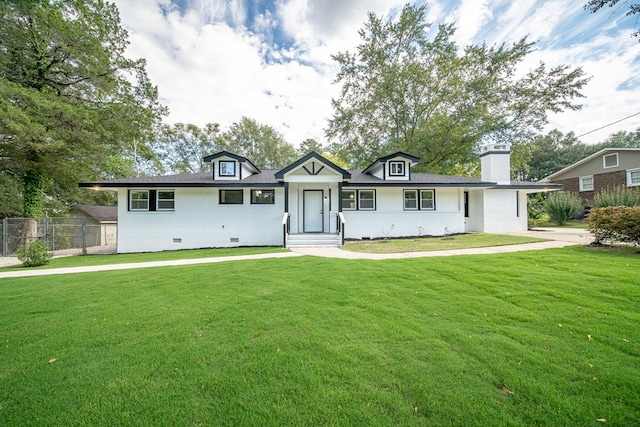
[80,143,559,253]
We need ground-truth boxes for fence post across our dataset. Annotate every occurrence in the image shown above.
[2,218,7,257]
[43,216,49,250]
[82,217,87,255]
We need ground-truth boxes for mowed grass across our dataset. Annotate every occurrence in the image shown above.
[345,233,548,253]
[1,247,639,426]
[1,246,286,270]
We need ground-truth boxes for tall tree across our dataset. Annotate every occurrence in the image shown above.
[153,123,222,174]
[219,117,297,169]
[297,138,324,157]
[585,1,640,39]
[511,130,584,181]
[326,4,589,172]
[0,0,165,218]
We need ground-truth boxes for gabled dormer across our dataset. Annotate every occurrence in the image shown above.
[275,151,351,183]
[362,152,419,181]
[203,151,261,181]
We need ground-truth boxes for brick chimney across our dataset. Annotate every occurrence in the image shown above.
[480,143,511,185]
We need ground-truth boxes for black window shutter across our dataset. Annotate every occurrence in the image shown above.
[127,190,131,211]
[149,190,157,211]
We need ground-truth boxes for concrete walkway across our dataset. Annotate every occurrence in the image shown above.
[0,228,592,279]
[291,228,593,259]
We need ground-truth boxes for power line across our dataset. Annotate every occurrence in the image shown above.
[576,111,640,138]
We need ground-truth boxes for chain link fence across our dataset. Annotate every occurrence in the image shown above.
[1,217,116,257]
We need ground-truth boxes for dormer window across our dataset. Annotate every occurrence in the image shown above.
[219,161,236,177]
[390,161,405,176]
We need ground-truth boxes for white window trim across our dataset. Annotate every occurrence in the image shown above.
[129,190,149,211]
[579,175,594,192]
[403,189,419,210]
[156,190,175,211]
[342,190,357,210]
[419,190,435,210]
[358,190,376,210]
[603,153,619,169]
[389,161,405,176]
[627,168,640,187]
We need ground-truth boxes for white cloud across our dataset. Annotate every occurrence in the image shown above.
[530,28,640,143]
[113,0,640,151]
[450,0,492,45]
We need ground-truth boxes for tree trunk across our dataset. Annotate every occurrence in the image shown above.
[22,217,38,246]
[23,169,44,219]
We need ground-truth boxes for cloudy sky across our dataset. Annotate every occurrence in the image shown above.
[113,0,640,146]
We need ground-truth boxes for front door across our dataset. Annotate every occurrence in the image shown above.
[303,190,323,232]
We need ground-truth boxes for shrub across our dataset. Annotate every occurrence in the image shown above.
[527,193,546,227]
[16,240,53,267]
[592,185,640,208]
[586,206,640,245]
[544,191,583,225]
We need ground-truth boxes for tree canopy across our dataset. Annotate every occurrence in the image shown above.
[512,128,640,181]
[0,0,165,217]
[152,123,222,175]
[218,117,297,169]
[326,4,589,173]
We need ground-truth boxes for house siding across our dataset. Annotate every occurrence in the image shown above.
[81,148,550,253]
[117,188,285,253]
[553,170,627,205]
[344,188,465,239]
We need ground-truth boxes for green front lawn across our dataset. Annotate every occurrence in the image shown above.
[1,247,638,426]
[345,233,547,253]
[1,246,286,270]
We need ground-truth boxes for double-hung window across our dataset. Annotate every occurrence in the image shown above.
[404,190,418,210]
[579,176,594,192]
[628,169,640,186]
[358,190,375,210]
[130,190,149,211]
[157,190,175,210]
[342,190,357,210]
[341,190,375,210]
[129,189,175,211]
[420,190,435,210]
[404,189,436,210]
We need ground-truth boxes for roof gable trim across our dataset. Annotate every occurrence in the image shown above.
[275,152,351,180]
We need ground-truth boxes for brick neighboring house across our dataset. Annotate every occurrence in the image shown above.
[541,148,640,207]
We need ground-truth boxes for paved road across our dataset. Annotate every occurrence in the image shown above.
[0,228,592,279]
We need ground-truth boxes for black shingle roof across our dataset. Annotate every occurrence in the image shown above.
[80,168,559,190]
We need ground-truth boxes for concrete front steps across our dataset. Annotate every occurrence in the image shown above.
[286,233,342,248]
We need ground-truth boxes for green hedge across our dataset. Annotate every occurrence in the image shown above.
[592,185,640,208]
[586,206,640,245]
[544,191,583,225]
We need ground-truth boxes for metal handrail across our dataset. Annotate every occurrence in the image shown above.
[337,212,346,245]
[282,212,290,248]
